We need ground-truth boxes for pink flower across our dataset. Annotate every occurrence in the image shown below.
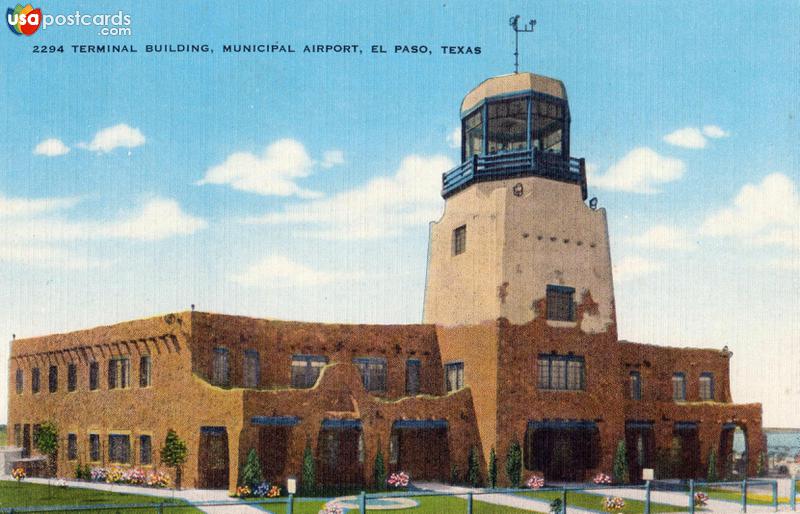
[526,475,544,489]
[387,471,410,487]
[593,473,612,485]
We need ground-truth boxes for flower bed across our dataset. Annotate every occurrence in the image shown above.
[602,496,625,512]
[526,475,544,489]
[86,466,171,488]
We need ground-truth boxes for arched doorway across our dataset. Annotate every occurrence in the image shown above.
[198,427,229,489]
[719,423,748,479]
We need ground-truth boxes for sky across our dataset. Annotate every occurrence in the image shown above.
[0,1,798,427]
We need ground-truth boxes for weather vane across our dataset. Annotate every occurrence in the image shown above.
[509,15,536,74]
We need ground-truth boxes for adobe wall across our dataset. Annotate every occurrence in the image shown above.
[190,313,445,397]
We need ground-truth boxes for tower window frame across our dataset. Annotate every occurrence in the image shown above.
[291,354,328,389]
[699,372,714,401]
[108,357,130,390]
[445,361,464,392]
[537,353,585,391]
[546,284,576,322]
[672,372,686,401]
[452,225,467,256]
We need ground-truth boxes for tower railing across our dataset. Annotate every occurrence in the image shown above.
[441,147,585,199]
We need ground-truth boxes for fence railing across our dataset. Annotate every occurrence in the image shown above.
[1,478,793,514]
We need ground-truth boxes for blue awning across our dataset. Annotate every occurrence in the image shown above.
[674,421,698,431]
[528,420,597,430]
[200,426,226,435]
[251,416,300,427]
[625,420,655,430]
[393,419,449,430]
[721,422,739,431]
[321,419,362,429]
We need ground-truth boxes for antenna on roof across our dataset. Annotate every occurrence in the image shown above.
[191,304,195,312]
[509,15,536,74]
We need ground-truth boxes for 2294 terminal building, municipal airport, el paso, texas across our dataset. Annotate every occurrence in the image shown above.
[7,71,763,492]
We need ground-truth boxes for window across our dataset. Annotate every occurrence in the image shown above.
[487,97,528,154]
[32,367,40,393]
[672,373,686,401]
[67,433,77,460]
[212,347,230,387]
[389,432,399,464]
[139,435,152,465]
[48,365,58,392]
[13,424,21,448]
[89,361,99,390]
[532,100,565,155]
[15,369,23,394]
[452,225,467,256]
[699,372,714,401]
[89,434,100,462]
[538,354,585,390]
[405,359,421,395]
[67,363,77,392]
[243,350,260,388]
[32,424,41,448]
[546,285,575,321]
[108,357,130,389]
[109,434,131,463]
[353,357,387,393]
[291,355,328,388]
[630,371,642,400]
[445,362,464,392]
[462,108,483,161]
[139,355,151,387]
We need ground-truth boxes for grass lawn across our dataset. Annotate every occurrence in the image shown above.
[0,480,201,512]
[0,425,6,446]
[251,495,544,513]
[702,487,779,506]
[522,490,686,513]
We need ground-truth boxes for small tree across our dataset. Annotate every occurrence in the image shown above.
[160,429,188,489]
[612,440,629,484]
[706,448,718,482]
[450,463,460,485]
[240,449,264,489]
[373,444,387,490]
[488,447,498,488]
[34,421,58,477]
[505,439,523,488]
[756,451,766,477]
[300,439,316,495]
[466,446,482,487]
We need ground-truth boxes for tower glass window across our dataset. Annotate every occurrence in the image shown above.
[453,225,467,255]
[532,100,564,155]
[353,357,387,393]
[32,367,40,393]
[487,97,528,154]
[291,355,328,388]
[672,372,686,401]
[212,347,230,387]
[699,372,714,401]
[243,350,260,388]
[139,355,151,387]
[546,285,575,321]
[48,365,58,392]
[89,361,99,390]
[630,371,642,400]
[462,108,483,161]
[15,369,22,394]
[445,362,464,392]
[67,363,77,392]
[405,359,421,395]
[538,354,585,390]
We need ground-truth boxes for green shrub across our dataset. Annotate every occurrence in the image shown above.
[160,429,188,489]
[239,449,264,489]
[612,440,629,484]
[300,440,316,495]
[373,444,387,490]
[466,446,482,487]
[488,447,498,488]
[707,448,718,482]
[505,439,523,488]
[450,463,460,485]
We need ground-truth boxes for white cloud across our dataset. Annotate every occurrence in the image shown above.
[320,150,344,169]
[700,173,799,249]
[245,154,453,239]
[81,124,145,153]
[613,256,664,282]
[590,147,685,194]
[702,125,729,139]
[33,138,70,156]
[628,225,695,250]
[197,138,322,198]
[1,197,206,243]
[663,127,707,149]
[231,255,363,287]
[0,193,79,217]
[446,127,461,149]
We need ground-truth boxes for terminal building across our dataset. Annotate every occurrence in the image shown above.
[7,72,764,491]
